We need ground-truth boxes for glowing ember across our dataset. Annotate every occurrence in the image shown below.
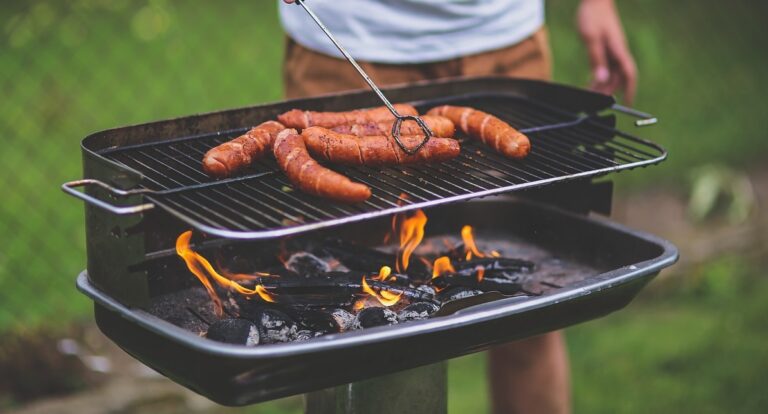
[361,276,403,307]
[175,231,277,317]
[396,209,427,273]
[432,256,456,279]
[490,250,501,258]
[476,266,486,282]
[461,225,486,260]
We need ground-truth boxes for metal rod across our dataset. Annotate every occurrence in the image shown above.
[295,0,433,154]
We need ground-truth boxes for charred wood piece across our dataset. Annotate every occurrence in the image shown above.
[331,309,356,332]
[206,319,259,346]
[320,238,431,282]
[431,258,533,294]
[257,309,298,344]
[436,287,483,302]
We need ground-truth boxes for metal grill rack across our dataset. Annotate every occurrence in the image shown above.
[87,93,665,239]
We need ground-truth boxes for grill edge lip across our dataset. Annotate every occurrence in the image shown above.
[76,203,678,358]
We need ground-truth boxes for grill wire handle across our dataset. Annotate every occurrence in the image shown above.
[295,0,434,155]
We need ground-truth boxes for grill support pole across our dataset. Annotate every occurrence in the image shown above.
[304,362,447,414]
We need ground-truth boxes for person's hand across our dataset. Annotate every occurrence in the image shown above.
[577,0,637,104]
[284,0,296,3]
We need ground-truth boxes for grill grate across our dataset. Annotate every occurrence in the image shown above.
[99,94,665,238]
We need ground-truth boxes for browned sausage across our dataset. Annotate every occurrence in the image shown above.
[301,127,461,166]
[427,105,530,159]
[273,129,372,203]
[278,104,418,129]
[330,115,455,138]
[202,121,285,178]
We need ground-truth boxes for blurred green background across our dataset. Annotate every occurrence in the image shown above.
[0,0,766,413]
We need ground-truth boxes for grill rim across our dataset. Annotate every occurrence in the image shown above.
[76,200,679,358]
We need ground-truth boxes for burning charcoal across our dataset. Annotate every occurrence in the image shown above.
[257,309,298,344]
[397,302,440,322]
[353,307,398,329]
[331,309,356,332]
[431,257,533,295]
[206,319,259,347]
[285,252,331,277]
[294,330,318,341]
[437,287,483,302]
[295,309,342,334]
[416,285,436,297]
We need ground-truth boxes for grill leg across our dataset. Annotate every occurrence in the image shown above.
[304,362,447,414]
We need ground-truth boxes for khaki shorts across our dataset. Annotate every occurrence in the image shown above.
[283,27,552,99]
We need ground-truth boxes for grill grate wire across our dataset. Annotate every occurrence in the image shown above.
[100,94,665,238]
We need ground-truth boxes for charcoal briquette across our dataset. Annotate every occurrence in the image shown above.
[437,287,483,302]
[206,319,259,346]
[397,302,440,322]
[257,309,298,344]
[330,309,356,332]
[353,307,398,329]
[285,252,331,277]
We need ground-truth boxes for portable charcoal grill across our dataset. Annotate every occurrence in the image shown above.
[63,77,678,409]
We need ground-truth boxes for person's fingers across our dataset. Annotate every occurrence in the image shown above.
[585,36,610,90]
[284,0,296,3]
[606,37,637,105]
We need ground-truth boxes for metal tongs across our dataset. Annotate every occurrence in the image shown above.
[295,0,433,155]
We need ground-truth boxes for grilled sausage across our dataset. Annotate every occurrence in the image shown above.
[301,127,461,166]
[427,105,530,159]
[330,115,456,138]
[278,104,418,130]
[202,121,285,178]
[273,129,372,203]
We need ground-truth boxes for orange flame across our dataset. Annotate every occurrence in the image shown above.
[432,256,456,279]
[372,265,393,282]
[476,266,485,283]
[361,276,403,307]
[176,231,277,317]
[176,231,224,317]
[383,193,410,244]
[461,225,486,260]
[396,209,427,273]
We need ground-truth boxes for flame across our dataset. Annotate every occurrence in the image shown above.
[176,231,277,317]
[476,266,485,283]
[396,209,427,273]
[361,276,403,307]
[176,231,224,316]
[462,225,486,260]
[432,256,456,279]
[383,193,410,244]
[372,265,393,282]
[490,250,501,258]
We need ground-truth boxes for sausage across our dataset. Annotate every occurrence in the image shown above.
[202,121,285,178]
[301,127,461,166]
[273,129,372,203]
[278,104,418,129]
[426,105,530,159]
[330,115,455,138]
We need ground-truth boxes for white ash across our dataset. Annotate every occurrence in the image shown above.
[293,330,316,342]
[259,312,298,344]
[285,252,331,276]
[245,325,260,347]
[416,285,436,296]
[352,307,398,330]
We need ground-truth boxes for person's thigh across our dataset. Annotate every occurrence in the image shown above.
[283,38,452,99]
[461,27,553,81]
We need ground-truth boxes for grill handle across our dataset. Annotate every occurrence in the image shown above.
[62,179,155,215]
[611,104,658,127]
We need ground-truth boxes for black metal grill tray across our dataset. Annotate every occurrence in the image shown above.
[80,77,665,239]
[77,199,678,406]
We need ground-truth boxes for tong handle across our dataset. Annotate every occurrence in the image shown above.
[611,104,658,127]
[62,179,155,215]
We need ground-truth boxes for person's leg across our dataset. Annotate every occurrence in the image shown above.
[461,27,570,414]
[489,333,570,414]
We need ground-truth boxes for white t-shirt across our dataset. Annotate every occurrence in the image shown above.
[278,0,544,64]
